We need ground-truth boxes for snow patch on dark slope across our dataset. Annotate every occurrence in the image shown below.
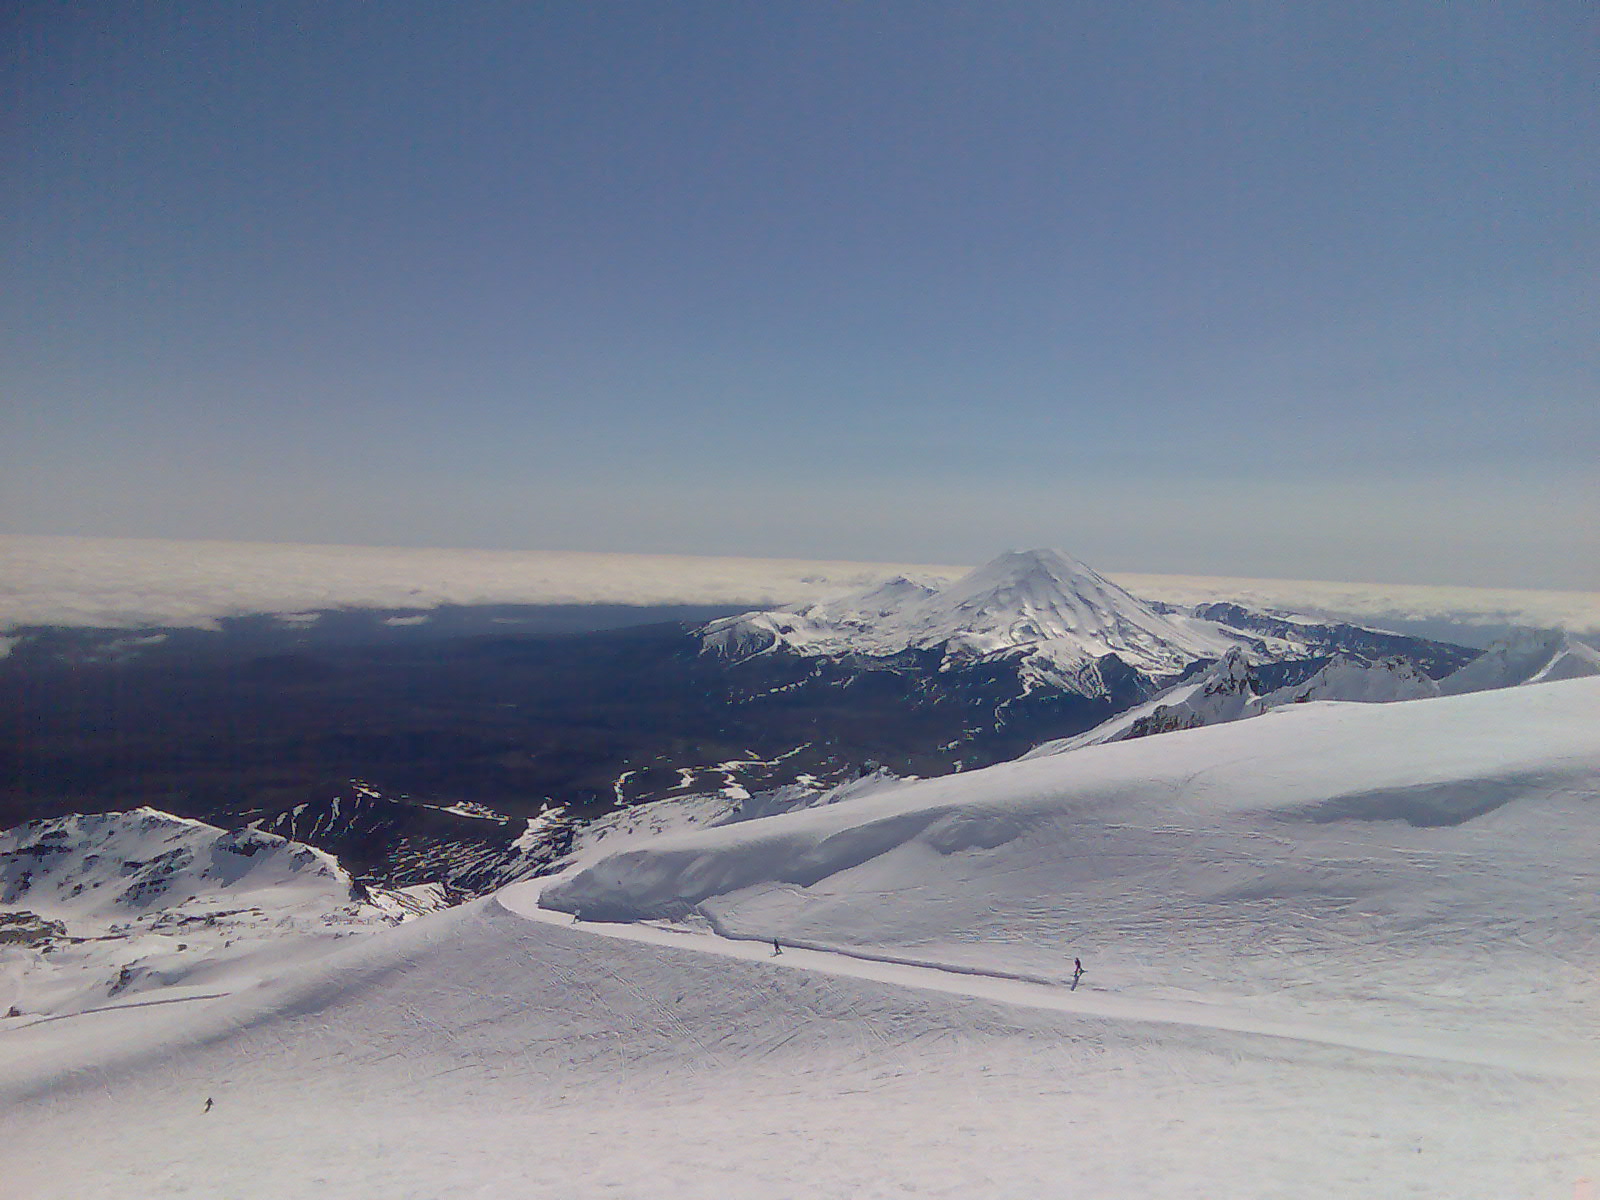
[250,779,568,892]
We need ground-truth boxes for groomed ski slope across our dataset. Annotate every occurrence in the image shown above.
[3,681,1597,1197]
[3,896,1595,1200]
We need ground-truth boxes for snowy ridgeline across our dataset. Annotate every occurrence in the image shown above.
[1437,627,1600,694]
[1017,626,1598,756]
[1021,649,1429,756]
[0,809,445,1018]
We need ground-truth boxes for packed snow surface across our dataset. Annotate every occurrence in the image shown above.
[3,683,1597,1197]
[543,679,1600,1046]
[554,677,1599,1189]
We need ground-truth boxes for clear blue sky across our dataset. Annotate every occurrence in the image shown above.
[4,2,1595,587]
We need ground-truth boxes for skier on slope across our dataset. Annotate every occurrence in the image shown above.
[772,938,782,956]
[1071,958,1084,990]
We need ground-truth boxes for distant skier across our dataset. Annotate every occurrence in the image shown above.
[772,938,782,956]
[1071,958,1084,991]
[203,1097,214,1114]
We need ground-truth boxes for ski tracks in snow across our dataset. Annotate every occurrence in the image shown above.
[496,883,1597,1084]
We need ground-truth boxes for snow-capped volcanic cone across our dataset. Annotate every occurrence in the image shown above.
[692,552,1482,776]
[1438,629,1600,696]
[703,548,1236,684]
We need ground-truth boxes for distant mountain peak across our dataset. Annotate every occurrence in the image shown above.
[972,546,1093,576]
[703,547,1238,683]
[929,548,1126,618]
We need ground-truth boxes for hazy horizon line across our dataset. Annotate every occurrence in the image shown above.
[4,533,1597,640]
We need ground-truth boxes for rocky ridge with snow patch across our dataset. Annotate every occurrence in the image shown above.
[1026,650,1443,758]
[0,808,443,1018]
[1,808,357,915]
[1438,629,1600,696]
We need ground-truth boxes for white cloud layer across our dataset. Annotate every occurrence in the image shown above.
[3,534,1597,637]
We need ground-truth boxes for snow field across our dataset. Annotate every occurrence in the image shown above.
[2,900,1593,1199]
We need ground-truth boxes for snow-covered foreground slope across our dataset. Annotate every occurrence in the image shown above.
[3,684,1597,1197]
[2,895,1595,1200]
